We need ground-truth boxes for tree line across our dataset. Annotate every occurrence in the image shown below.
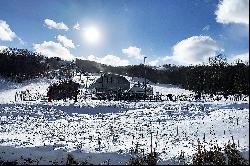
[76,54,249,96]
[0,48,248,95]
[121,55,249,95]
[0,48,49,82]
[0,48,72,82]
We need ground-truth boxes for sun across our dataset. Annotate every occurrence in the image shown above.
[83,26,100,44]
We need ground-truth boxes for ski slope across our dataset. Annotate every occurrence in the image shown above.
[0,77,249,165]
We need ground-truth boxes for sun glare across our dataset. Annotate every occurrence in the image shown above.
[83,26,100,44]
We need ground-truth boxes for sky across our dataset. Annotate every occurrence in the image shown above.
[0,0,249,66]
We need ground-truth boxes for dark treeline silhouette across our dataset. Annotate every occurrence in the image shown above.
[0,48,74,82]
[145,55,248,96]
[76,54,249,95]
[0,48,48,82]
[182,55,249,95]
[0,48,248,95]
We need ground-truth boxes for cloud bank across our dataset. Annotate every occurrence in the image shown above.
[228,52,249,64]
[33,41,74,60]
[44,19,69,31]
[215,0,249,25]
[147,59,160,66]
[164,36,221,65]
[57,35,75,48]
[73,22,80,30]
[122,46,144,60]
[0,20,17,41]
[87,54,129,66]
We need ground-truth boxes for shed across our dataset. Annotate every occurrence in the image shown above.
[89,73,130,92]
[128,83,153,95]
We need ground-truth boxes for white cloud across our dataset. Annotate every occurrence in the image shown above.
[215,0,249,25]
[33,41,74,60]
[0,20,16,41]
[17,37,25,45]
[228,52,249,64]
[73,22,80,30]
[122,46,144,60]
[202,25,210,31]
[164,36,221,65]
[57,35,75,48]
[44,19,69,31]
[87,54,130,66]
[147,59,160,66]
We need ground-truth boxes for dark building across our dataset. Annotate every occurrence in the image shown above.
[89,73,130,92]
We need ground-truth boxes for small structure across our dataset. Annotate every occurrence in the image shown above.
[89,73,130,93]
[15,89,40,101]
[128,82,153,96]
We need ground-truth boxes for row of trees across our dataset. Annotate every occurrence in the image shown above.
[147,55,248,95]
[75,55,249,95]
[83,54,248,95]
[184,56,249,95]
[0,48,48,82]
[0,48,248,95]
[0,48,75,82]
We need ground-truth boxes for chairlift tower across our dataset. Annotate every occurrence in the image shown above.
[86,76,89,88]
[100,71,103,89]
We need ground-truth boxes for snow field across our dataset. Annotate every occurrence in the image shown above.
[0,77,249,164]
[0,100,248,164]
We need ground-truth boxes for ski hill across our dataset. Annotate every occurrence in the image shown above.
[0,76,249,165]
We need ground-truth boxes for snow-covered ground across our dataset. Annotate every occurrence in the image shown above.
[0,76,249,165]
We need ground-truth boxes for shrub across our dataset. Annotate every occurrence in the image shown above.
[192,141,249,165]
[47,79,80,101]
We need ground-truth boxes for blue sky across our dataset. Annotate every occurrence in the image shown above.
[0,0,249,66]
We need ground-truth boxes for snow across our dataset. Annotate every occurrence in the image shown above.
[0,76,249,165]
[151,83,193,96]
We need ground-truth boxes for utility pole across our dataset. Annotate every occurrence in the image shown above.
[100,71,103,88]
[150,132,153,154]
[144,56,147,100]
[86,76,89,88]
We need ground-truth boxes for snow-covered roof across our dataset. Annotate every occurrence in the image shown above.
[128,86,145,93]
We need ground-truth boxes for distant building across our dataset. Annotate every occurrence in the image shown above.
[89,73,130,92]
[128,83,153,96]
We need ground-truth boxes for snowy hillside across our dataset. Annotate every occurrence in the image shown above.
[0,76,249,165]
